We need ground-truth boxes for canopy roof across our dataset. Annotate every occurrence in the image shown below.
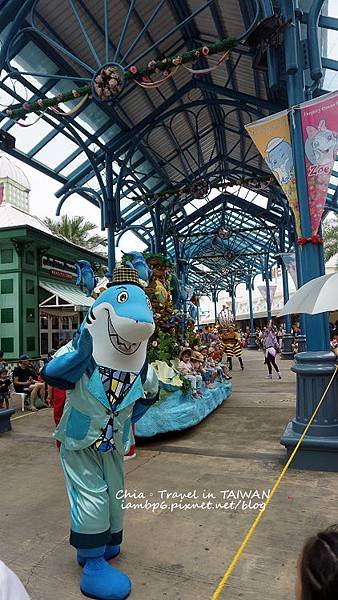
[0,0,337,293]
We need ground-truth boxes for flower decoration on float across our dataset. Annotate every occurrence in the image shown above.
[92,63,125,102]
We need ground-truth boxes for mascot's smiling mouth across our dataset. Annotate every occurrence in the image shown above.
[106,310,141,355]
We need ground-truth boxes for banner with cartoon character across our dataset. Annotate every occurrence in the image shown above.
[245,112,301,237]
[300,91,338,236]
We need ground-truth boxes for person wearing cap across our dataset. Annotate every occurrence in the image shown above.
[12,355,47,411]
[42,266,158,600]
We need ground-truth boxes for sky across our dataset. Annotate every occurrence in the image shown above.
[5,154,146,262]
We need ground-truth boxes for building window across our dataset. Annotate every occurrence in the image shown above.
[1,248,13,264]
[1,279,13,294]
[26,279,35,295]
[26,308,35,323]
[1,338,14,353]
[1,308,13,323]
[25,251,34,265]
[26,337,36,352]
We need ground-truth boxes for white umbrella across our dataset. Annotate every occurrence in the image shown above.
[278,272,338,316]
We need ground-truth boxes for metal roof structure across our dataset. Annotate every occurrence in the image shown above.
[0,0,337,295]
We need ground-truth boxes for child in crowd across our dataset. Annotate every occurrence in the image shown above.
[199,346,218,388]
[178,348,202,398]
[210,345,232,381]
[296,525,338,599]
[0,368,11,409]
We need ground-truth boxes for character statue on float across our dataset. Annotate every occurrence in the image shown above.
[43,266,158,600]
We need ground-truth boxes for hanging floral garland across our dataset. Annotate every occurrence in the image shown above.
[134,174,275,205]
[4,37,238,119]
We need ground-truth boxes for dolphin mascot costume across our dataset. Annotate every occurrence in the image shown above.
[43,266,157,600]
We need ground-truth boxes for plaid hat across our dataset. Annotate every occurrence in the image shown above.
[107,266,142,289]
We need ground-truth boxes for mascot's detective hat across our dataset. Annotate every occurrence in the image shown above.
[107,266,143,289]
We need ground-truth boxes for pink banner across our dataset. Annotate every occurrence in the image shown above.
[300,91,338,235]
[0,183,3,205]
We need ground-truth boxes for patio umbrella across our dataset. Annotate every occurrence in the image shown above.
[278,272,338,315]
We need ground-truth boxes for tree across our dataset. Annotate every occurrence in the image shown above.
[323,215,338,262]
[44,215,107,252]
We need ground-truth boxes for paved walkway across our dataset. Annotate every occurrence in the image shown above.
[0,350,337,600]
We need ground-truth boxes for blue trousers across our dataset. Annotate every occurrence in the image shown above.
[60,445,124,549]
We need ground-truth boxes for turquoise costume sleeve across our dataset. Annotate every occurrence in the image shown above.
[43,328,93,387]
[131,364,159,423]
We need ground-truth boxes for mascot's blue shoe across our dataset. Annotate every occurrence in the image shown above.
[78,545,120,567]
[80,557,131,600]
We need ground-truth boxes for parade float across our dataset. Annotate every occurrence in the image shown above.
[117,251,232,437]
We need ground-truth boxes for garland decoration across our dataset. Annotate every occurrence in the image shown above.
[4,37,238,119]
[134,174,275,205]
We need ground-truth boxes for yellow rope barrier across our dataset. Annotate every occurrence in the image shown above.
[211,365,338,600]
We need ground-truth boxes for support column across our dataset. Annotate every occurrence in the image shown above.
[280,0,334,471]
[265,275,272,321]
[246,277,256,349]
[231,288,236,321]
[212,290,218,325]
[105,154,116,280]
[280,260,294,359]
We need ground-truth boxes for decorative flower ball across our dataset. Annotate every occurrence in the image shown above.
[152,340,158,347]
[92,64,125,101]
[129,65,138,75]
[191,179,210,199]
[224,250,236,262]
[148,60,157,71]
[202,46,209,56]
[217,226,232,240]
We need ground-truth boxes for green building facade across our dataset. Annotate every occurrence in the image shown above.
[0,204,106,359]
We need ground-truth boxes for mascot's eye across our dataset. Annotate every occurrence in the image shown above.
[117,291,129,303]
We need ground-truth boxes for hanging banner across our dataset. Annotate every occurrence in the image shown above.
[0,183,3,205]
[299,91,338,236]
[245,112,301,237]
[257,284,277,305]
[280,252,298,289]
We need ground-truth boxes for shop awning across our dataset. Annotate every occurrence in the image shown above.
[39,278,94,309]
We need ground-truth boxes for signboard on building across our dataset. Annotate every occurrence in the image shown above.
[41,255,77,281]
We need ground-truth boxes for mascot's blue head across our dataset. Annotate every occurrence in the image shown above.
[84,267,154,372]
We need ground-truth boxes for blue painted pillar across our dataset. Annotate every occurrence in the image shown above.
[280,0,337,471]
[105,154,116,280]
[212,290,218,325]
[280,260,294,359]
[246,278,256,349]
[231,288,236,321]
[281,0,329,352]
[265,274,272,321]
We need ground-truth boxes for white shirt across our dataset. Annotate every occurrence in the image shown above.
[0,561,30,600]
